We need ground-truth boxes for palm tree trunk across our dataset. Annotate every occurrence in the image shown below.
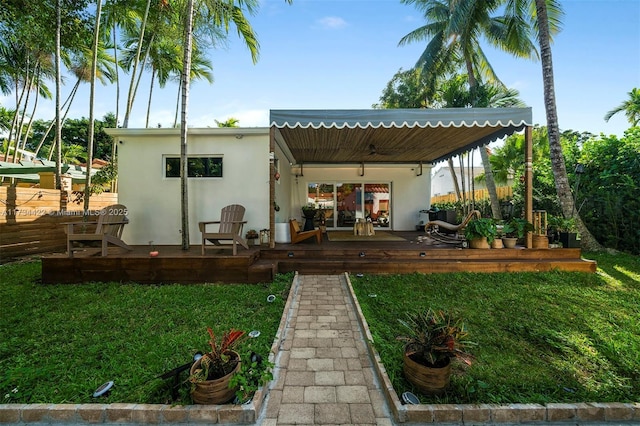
[54,0,62,188]
[447,157,462,201]
[534,0,601,251]
[146,67,156,128]
[180,0,195,250]
[83,0,103,216]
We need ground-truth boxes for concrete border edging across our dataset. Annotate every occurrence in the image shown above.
[343,272,640,424]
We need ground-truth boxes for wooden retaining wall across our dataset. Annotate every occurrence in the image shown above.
[0,187,117,262]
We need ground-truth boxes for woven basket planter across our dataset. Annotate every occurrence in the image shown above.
[190,351,241,404]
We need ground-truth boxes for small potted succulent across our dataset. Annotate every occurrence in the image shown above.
[189,328,245,404]
[397,308,475,395]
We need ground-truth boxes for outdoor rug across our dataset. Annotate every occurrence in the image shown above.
[327,231,407,242]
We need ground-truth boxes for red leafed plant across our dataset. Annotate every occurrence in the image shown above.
[190,328,246,382]
[397,308,475,368]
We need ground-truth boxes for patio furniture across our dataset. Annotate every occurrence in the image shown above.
[65,204,132,257]
[289,219,322,244]
[424,210,481,247]
[199,204,249,255]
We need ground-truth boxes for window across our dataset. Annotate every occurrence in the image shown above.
[165,156,223,178]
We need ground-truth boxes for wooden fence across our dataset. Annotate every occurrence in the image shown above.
[0,187,118,262]
[431,186,513,205]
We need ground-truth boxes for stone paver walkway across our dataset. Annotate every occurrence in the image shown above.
[259,274,394,426]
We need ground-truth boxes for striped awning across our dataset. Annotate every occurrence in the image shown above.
[270,108,532,164]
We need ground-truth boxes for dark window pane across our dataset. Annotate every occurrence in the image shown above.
[165,157,222,178]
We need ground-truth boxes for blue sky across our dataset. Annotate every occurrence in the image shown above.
[8,0,640,137]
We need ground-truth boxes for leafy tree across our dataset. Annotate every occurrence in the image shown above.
[604,88,640,127]
[577,128,640,254]
[215,117,240,127]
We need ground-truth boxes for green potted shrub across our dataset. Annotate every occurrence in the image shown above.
[189,328,245,404]
[397,308,475,395]
[548,216,580,248]
[502,217,534,248]
[464,217,497,249]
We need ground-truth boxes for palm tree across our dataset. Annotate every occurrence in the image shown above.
[215,117,240,127]
[399,0,542,219]
[604,88,640,127]
[533,0,601,250]
[178,0,263,250]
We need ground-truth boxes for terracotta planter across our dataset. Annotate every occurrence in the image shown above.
[190,351,240,404]
[490,238,503,249]
[403,352,451,395]
[468,237,490,249]
[502,237,517,248]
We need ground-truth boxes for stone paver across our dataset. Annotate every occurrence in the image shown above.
[260,274,393,425]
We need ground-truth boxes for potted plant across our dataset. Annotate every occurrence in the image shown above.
[502,218,534,248]
[189,327,245,404]
[301,202,317,219]
[245,229,259,246]
[549,216,580,248]
[397,308,475,395]
[463,217,497,249]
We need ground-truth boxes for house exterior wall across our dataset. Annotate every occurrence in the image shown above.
[114,128,271,245]
[290,164,432,231]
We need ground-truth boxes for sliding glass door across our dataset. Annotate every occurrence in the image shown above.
[307,182,391,230]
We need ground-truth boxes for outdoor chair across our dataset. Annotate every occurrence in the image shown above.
[199,204,249,255]
[424,210,481,247]
[65,204,132,257]
[424,209,481,234]
[289,219,322,244]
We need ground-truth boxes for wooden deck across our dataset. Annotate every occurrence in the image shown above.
[41,231,597,284]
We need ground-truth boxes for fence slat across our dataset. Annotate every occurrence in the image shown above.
[1,187,118,262]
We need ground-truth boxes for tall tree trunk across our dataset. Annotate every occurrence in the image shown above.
[54,0,62,188]
[480,146,502,219]
[83,0,103,216]
[180,0,195,250]
[447,157,462,201]
[534,0,601,250]
[464,56,501,219]
[146,67,156,128]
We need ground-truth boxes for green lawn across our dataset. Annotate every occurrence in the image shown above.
[351,251,640,404]
[2,251,638,406]
[0,260,292,404]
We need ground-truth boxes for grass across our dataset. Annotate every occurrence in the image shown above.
[0,259,292,404]
[351,251,640,404]
[2,251,638,406]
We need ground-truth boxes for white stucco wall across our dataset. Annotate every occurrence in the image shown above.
[109,128,271,245]
[290,164,432,231]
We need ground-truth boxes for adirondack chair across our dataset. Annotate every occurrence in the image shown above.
[289,219,322,244]
[66,204,132,257]
[199,204,249,255]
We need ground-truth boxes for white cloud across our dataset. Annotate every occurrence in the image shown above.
[317,16,348,30]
